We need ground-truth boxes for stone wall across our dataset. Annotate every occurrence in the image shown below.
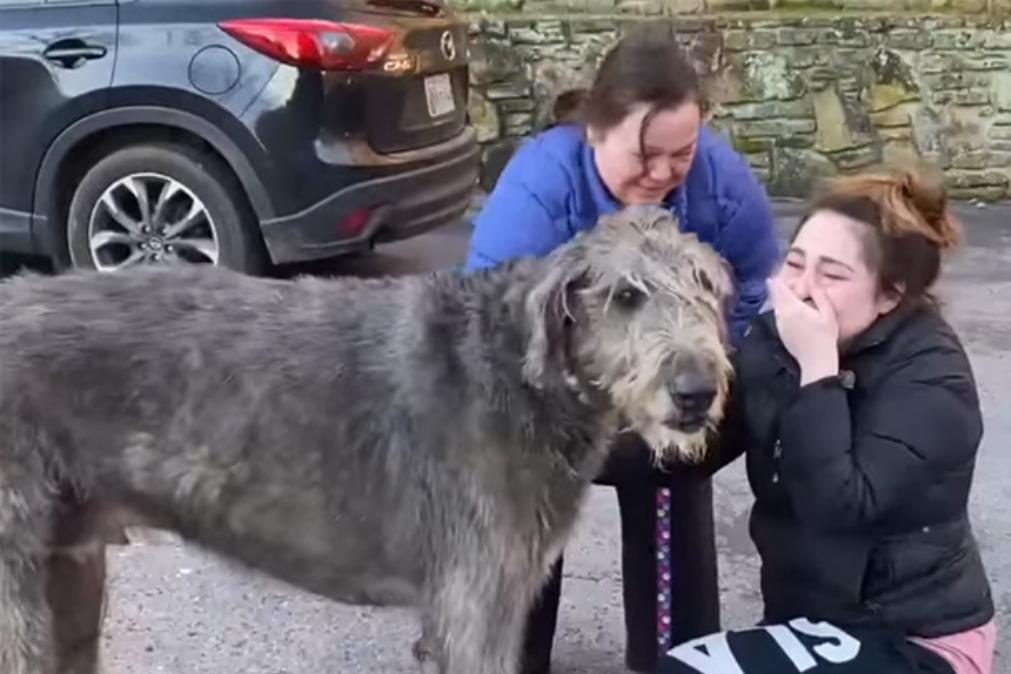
[464,8,1011,200]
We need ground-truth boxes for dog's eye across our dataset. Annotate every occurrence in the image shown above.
[613,286,646,310]
[696,269,715,294]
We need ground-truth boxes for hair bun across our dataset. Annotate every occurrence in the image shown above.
[896,166,961,250]
[812,165,962,252]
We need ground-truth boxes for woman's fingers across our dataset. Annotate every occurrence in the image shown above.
[769,276,809,316]
[808,281,837,326]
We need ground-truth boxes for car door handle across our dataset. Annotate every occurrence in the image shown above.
[43,40,108,68]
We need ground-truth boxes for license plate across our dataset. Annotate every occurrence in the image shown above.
[424,73,455,118]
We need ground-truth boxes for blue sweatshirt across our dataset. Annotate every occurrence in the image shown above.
[464,124,780,343]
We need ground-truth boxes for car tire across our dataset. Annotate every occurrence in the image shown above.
[66,142,266,274]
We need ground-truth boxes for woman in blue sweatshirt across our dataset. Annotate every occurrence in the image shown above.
[464,33,780,674]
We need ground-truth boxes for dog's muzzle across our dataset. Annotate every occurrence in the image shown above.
[664,369,717,433]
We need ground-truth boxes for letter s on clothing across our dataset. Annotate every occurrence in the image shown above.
[788,618,862,663]
[665,632,746,674]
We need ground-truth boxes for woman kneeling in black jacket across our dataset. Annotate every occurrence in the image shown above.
[657,167,996,674]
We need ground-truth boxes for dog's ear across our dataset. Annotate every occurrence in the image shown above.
[522,246,589,389]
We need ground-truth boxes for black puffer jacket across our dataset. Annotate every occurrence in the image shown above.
[703,302,994,638]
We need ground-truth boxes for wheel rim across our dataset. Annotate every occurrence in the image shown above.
[87,173,220,272]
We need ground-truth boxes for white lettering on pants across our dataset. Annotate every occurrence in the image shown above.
[788,618,862,663]
[765,624,819,671]
[665,632,746,674]
[665,620,862,673]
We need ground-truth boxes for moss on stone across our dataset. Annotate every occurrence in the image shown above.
[768,147,837,197]
[733,136,775,153]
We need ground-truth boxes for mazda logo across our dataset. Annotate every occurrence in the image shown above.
[439,31,456,61]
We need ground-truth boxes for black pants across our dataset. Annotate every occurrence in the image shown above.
[521,435,721,674]
[656,619,956,674]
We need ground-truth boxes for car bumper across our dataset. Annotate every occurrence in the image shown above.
[260,128,480,266]
[1,209,36,257]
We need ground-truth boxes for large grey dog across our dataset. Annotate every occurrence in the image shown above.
[0,206,734,674]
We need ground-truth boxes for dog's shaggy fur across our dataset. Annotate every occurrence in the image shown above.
[0,206,733,674]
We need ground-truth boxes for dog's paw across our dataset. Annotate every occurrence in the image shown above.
[417,660,441,674]
[412,637,442,674]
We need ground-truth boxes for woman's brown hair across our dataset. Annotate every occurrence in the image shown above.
[550,31,705,153]
[795,166,961,305]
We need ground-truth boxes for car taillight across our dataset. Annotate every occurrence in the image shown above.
[219,19,394,71]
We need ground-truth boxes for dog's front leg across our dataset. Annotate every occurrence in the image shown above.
[412,609,444,674]
[431,563,535,674]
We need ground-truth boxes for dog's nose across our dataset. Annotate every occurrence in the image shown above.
[668,371,716,417]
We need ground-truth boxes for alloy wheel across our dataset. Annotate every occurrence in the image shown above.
[87,173,220,272]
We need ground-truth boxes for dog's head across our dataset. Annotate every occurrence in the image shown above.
[523,205,734,464]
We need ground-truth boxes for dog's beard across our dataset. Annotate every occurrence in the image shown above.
[637,423,711,465]
[612,376,722,466]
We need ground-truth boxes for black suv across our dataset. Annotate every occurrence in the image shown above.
[0,0,478,274]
